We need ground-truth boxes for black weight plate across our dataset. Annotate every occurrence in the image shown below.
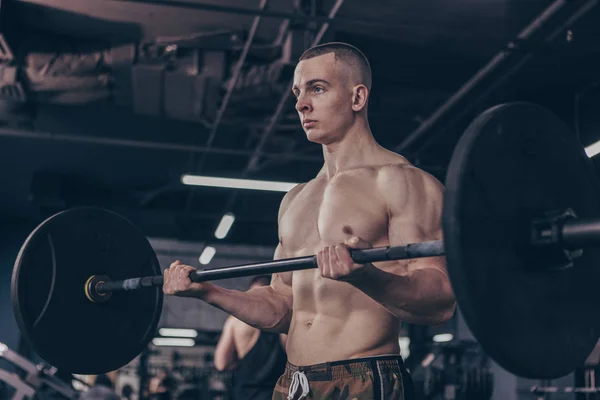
[11,207,163,374]
[444,102,600,379]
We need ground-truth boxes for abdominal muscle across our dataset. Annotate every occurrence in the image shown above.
[284,268,401,366]
[278,166,406,366]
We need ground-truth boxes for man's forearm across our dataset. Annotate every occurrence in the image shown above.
[202,286,292,333]
[349,264,456,325]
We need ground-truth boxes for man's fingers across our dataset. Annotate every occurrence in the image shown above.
[330,246,342,278]
[181,266,195,282]
[318,249,328,277]
[344,235,372,249]
[322,247,331,277]
[334,244,353,268]
[329,246,338,265]
[316,249,323,271]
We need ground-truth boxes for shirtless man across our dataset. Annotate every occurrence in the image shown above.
[163,42,456,399]
[214,275,287,400]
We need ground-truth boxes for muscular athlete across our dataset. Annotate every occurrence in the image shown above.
[164,42,456,399]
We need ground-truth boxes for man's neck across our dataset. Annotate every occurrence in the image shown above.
[321,120,378,179]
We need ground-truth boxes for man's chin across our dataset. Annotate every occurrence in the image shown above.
[305,129,326,144]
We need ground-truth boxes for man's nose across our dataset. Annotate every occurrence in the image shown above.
[295,95,311,112]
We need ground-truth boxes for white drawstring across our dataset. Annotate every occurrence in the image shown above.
[287,370,310,400]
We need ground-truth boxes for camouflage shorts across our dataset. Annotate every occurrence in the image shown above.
[271,355,414,400]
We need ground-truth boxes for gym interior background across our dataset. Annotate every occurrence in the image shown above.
[0,0,599,399]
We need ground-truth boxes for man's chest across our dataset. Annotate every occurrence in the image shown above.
[279,176,389,255]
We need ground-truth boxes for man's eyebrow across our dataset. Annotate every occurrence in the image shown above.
[291,79,331,91]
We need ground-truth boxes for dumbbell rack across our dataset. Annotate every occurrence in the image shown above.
[0,341,78,400]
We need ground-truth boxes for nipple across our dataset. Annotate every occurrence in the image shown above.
[342,226,353,235]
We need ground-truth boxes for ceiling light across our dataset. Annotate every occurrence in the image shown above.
[199,246,216,265]
[158,328,198,338]
[433,333,454,343]
[585,140,600,158]
[181,174,298,192]
[215,213,235,239]
[152,338,195,347]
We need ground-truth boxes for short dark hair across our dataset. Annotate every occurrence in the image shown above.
[299,42,372,90]
[249,275,271,288]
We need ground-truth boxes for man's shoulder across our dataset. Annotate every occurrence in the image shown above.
[373,158,444,207]
[376,160,442,189]
[278,181,309,219]
[285,181,309,198]
[278,173,327,211]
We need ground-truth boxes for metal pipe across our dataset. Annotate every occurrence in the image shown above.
[115,0,401,31]
[95,239,444,292]
[214,0,345,215]
[562,218,600,247]
[396,0,571,152]
[245,0,345,173]
[193,0,269,171]
[407,0,598,155]
[182,0,268,213]
[0,127,322,161]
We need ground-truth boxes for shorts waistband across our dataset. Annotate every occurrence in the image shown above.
[284,355,405,381]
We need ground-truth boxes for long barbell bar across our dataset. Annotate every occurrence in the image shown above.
[92,240,446,298]
[90,213,600,300]
[13,102,600,378]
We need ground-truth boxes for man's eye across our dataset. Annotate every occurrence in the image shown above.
[314,87,324,93]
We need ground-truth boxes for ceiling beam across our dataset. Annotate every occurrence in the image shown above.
[0,126,322,161]
[396,0,599,153]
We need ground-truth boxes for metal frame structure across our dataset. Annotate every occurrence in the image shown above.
[117,0,409,31]
[12,0,594,240]
[180,0,338,221]
[182,0,269,212]
[0,127,321,162]
[213,0,345,218]
[396,0,599,154]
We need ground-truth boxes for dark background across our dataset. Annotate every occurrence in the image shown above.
[1,0,599,399]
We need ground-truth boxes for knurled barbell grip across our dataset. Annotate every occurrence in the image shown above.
[96,240,446,294]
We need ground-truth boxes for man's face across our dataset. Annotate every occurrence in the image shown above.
[292,53,355,144]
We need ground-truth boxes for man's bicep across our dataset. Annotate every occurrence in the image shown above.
[271,243,293,300]
[389,214,446,274]
[384,166,446,273]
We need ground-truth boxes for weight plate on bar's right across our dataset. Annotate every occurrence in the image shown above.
[444,102,600,379]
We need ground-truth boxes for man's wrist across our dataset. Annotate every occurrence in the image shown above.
[345,263,381,285]
[346,263,409,298]
[196,282,221,302]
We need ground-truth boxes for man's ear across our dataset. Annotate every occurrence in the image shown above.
[352,84,369,112]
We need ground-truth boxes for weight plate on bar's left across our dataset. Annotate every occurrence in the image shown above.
[11,207,163,374]
[444,102,600,379]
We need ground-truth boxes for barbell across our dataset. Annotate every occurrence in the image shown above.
[10,102,600,380]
